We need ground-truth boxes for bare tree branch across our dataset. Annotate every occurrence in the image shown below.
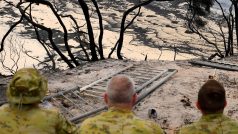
[17,2,75,68]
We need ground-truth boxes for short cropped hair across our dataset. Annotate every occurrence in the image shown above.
[198,79,226,113]
[106,75,135,104]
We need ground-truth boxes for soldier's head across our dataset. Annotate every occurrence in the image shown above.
[197,79,226,114]
[104,75,137,108]
[7,68,47,105]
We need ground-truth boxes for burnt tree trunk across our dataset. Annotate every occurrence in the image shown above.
[78,0,98,61]
[40,1,79,66]
[91,0,105,60]
[234,1,238,48]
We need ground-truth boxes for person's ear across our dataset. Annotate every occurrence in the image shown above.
[224,100,227,108]
[196,101,201,110]
[132,93,137,104]
[104,93,108,104]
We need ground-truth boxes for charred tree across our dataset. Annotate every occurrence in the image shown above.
[186,0,238,58]
[115,0,155,59]
[77,0,99,61]
[233,0,238,47]
[91,0,105,60]
[16,2,75,68]
[107,0,173,59]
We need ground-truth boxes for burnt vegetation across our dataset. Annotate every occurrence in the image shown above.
[1,0,172,73]
[187,0,238,58]
[0,0,237,74]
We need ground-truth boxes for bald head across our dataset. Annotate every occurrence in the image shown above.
[106,75,135,104]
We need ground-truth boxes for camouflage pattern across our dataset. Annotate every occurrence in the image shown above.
[0,104,78,134]
[0,68,78,134]
[79,107,163,134]
[178,113,238,134]
[7,68,47,104]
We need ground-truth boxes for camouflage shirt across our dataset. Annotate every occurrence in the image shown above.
[178,113,238,134]
[0,104,78,134]
[79,107,163,134]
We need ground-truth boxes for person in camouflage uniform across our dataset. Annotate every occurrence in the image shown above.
[0,68,78,134]
[178,79,238,134]
[79,75,163,134]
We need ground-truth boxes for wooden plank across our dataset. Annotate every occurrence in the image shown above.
[190,60,238,71]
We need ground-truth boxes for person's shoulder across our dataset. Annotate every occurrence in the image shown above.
[79,115,103,133]
[81,109,123,127]
[134,118,155,124]
[178,123,198,134]
[131,117,163,132]
[133,116,157,125]
[179,123,197,130]
[223,116,238,127]
[226,121,238,133]
[80,112,114,131]
[81,114,101,126]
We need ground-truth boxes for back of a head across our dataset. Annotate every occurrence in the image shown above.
[198,79,226,113]
[7,68,47,104]
[107,75,135,104]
